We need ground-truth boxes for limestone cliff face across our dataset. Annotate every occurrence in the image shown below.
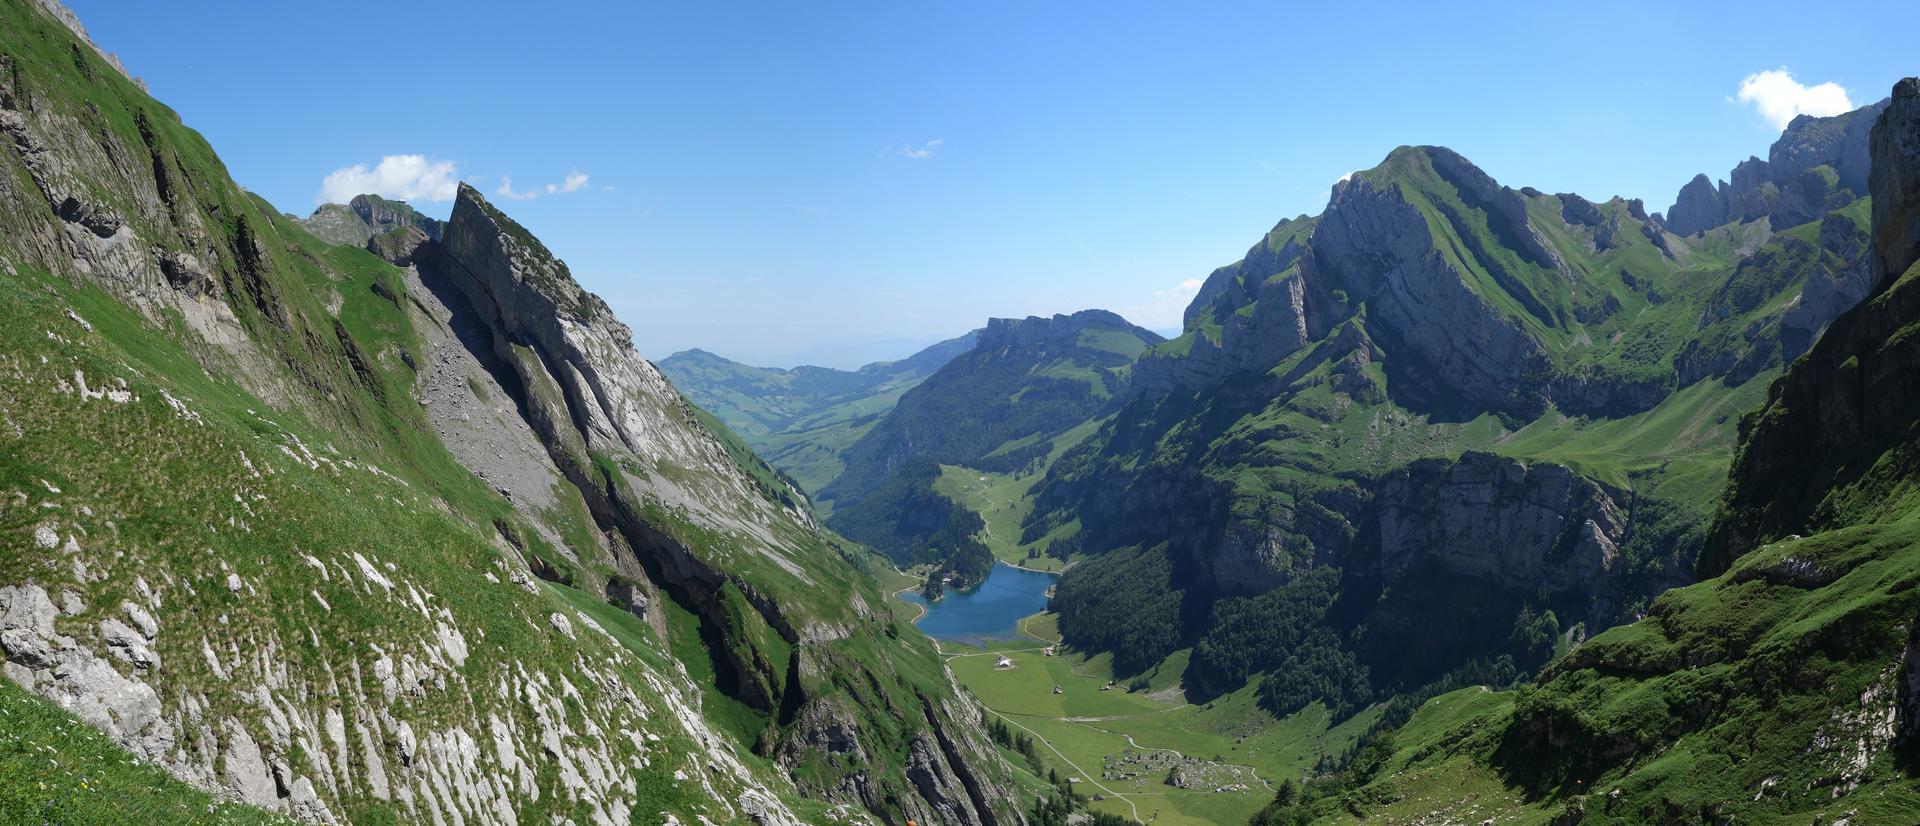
[1135,223,1326,395]
[1049,439,1637,618]
[976,308,1133,349]
[1780,209,1876,359]
[1665,174,1727,237]
[433,183,809,553]
[1872,78,1920,286]
[1367,453,1629,613]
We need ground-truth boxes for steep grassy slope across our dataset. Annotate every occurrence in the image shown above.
[0,2,1028,823]
[658,332,979,498]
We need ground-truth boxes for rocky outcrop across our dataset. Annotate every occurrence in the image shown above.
[303,194,445,265]
[1183,215,1315,328]
[1663,98,1888,236]
[1557,192,1607,229]
[1368,452,1627,604]
[977,309,1144,351]
[1665,174,1727,237]
[1872,77,1920,286]
[1426,146,1567,274]
[303,194,444,247]
[0,584,175,765]
[1781,208,1876,358]
[1136,267,1321,395]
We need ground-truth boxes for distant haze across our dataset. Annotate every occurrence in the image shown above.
[67,0,1920,366]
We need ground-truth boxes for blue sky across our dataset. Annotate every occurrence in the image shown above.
[68,1,1920,368]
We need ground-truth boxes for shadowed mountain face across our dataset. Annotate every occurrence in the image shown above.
[0,2,1029,823]
[817,311,1160,579]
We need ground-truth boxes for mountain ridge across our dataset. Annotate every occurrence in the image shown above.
[1249,74,1920,825]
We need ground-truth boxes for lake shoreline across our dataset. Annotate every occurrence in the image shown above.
[892,586,929,623]
[895,561,1058,646]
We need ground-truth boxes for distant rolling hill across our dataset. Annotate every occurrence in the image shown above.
[658,330,978,499]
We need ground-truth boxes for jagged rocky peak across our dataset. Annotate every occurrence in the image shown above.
[426,181,787,542]
[418,184,1029,822]
[1665,97,1890,236]
[1309,146,1564,413]
[303,193,445,265]
[441,181,616,330]
[1183,214,1317,328]
[1665,173,1727,237]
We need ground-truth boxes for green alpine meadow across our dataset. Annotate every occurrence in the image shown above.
[6,0,1920,824]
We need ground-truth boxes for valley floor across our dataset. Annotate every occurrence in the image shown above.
[921,599,1375,825]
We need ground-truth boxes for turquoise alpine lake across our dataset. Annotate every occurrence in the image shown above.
[897,562,1058,647]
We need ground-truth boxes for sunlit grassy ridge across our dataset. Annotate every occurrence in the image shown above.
[0,2,1032,820]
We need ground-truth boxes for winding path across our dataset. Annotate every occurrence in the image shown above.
[986,708,1142,823]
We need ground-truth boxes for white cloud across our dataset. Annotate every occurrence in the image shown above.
[901,138,944,159]
[495,176,536,201]
[317,154,459,205]
[1735,69,1854,129]
[555,171,590,194]
[1126,277,1206,331]
[495,171,592,201]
